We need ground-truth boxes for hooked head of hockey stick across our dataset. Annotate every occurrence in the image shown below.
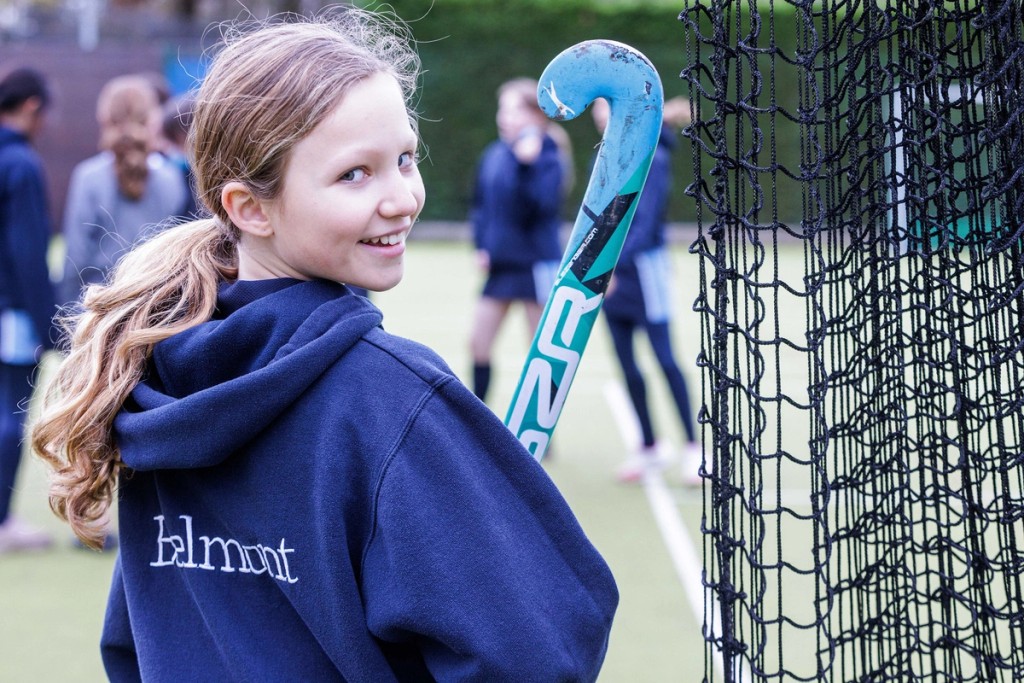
[503,40,664,460]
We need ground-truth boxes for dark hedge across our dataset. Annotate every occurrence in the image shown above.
[397,0,700,221]
[359,1,812,224]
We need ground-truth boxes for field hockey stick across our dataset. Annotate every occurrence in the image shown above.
[505,40,664,460]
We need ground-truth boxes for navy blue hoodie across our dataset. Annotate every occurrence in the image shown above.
[103,278,617,681]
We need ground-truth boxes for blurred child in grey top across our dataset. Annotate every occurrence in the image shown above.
[60,74,188,307]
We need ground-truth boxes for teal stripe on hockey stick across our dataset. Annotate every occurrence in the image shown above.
[505,40,664,460]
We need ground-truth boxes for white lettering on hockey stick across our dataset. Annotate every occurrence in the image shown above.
[507,284,603,453]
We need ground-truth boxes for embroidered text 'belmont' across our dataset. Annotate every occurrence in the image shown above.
[150,514,298,584]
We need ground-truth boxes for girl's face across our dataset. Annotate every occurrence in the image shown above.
[245,72,424,291]
[496,89,543,143]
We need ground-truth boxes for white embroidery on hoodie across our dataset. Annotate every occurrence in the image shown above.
[150,514,299,584]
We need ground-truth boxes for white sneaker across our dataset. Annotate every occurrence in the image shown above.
[0,517,53,554]
[680,442,705,487]
[616,443,674,483]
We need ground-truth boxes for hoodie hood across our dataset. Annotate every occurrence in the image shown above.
[114,279,381,471]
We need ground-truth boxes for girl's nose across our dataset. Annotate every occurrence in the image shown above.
[379,172,423,219]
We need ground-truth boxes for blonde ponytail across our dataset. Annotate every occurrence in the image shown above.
[32,218,238,548]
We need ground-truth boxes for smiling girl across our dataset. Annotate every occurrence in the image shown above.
[31,9,616,681]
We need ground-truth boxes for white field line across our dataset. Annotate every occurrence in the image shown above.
[603,381,751,683]
[600,383,706,622]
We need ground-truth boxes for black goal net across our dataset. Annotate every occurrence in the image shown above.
[679,1,1024,680]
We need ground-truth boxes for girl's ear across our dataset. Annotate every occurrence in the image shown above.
[222,181,273,237]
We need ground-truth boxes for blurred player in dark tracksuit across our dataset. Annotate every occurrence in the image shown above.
[0,67,57,552]
[591,96,703,485]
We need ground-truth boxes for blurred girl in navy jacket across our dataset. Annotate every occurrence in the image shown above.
[468,78,570,402]
[32,10,616,682]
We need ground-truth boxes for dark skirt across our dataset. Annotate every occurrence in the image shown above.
[481,261,559,303]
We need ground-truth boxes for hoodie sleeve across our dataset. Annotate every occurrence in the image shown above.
[100,558,142,683]
[361,380,617,682]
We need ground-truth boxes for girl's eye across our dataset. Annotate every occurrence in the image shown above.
[340,168,367,182]
[398,151,418,168]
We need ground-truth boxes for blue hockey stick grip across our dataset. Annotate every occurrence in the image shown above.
[505,40,664,460]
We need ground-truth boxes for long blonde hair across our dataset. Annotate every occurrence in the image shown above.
[32,8,421,548]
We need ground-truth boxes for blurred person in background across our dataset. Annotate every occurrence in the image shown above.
[591,96,703,485]
[59,73,189,309]
[0,67,57,553]
[468,77,569,404]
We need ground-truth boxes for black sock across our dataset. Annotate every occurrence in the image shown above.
[472,363,492,401]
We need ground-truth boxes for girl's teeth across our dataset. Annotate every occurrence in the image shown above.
[365,233,402,245]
